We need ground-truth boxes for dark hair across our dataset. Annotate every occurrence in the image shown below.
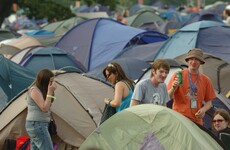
[151,59,170,77]
[225,9,230,16]
[103,63,134,90]
[34,69,54,99]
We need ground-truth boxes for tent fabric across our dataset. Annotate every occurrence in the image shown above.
[55,18,168,72]
[10,46,83,73]
[1,35,42,50]
[0,44,21,58]
[0,54,35,111]
[75,12,109,19]
[85,57,151,83]
[79,104,224,150]
[182,10,223,27]
[116,41,164,61]
[127,8,164,29]
[153,21,230,64]
[0,29,16,42]
[0,72,114,149]
[42,17,85,35]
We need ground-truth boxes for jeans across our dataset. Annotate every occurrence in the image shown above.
[25,121,53,150]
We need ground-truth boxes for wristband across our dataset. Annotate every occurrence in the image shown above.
[47,95,56,99]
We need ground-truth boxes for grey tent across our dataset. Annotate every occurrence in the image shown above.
[0,44,21,58]
[0,72,114,149]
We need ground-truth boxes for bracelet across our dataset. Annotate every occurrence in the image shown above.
[108,99,112,107]
[47,95,56,99]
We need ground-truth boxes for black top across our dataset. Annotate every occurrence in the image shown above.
[218,128,230,150]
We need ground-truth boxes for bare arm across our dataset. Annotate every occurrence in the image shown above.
[195,100,212,118]
[104,82,124,107]
[168,77,179,99]
[130,99,140,107]
[31,81,57,112]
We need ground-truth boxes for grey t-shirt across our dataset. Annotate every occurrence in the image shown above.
[132,79,170,105]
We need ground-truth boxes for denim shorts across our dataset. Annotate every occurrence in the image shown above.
[25,121,53,150]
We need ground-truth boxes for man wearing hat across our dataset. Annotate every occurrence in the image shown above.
[167,48,216,125]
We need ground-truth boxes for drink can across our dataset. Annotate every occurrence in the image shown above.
[176,71,183,85]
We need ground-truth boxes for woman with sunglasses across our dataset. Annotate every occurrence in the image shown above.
[212,108,230,149]
[103,63,135,113]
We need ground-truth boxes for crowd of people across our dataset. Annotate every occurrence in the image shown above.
[1,1,229,149]
[23,48,228,149]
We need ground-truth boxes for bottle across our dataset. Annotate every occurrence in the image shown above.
[176,71,183,85]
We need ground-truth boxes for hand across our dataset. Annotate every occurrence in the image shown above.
[104,98,109,104]
[48,80,57,93]
[195,109,205,118]
[172,77,179,89]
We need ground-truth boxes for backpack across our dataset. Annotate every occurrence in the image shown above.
[15,136,30,150]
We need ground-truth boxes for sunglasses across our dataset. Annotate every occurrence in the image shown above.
[106,73,111,79]
[212,119,225,123]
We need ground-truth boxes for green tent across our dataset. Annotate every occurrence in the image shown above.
[127,8,164,29]
[42,17,85,35]
[80,104,224,150]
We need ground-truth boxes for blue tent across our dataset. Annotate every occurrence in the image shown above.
[153,21,230,64]
[183,10,223,27]
[0,54,35,111]
[116,42,164,61]
[11,46,82,74]
[55,18,168,72]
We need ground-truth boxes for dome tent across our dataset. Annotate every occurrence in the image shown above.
[0,72,114,149]
[80,104,224,150]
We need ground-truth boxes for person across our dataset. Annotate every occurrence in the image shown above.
[168,48,216,125]
[212,109,230,149]
[25,69,57,150]
[115,11,128,25]
[130,59,170,106]
[0,0,18,27]
[223,5,230,26]
[103,63,135,112]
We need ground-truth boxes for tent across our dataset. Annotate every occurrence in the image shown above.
[205,1,227,16]
[159,21,183,34]
[182,10,223,27]
[0,54,35,111]
[153,21,230,64]
[0,44,21,58]
[0,72,114,149]
[42,17,86,35]
[85,57,151,83]
[127,8,164,30]
[0,29,17,42]
[10,46,83,73]
[80,104,224,150]
[55,18,168,72]
[0,36,42,50]
[75,12,109,19]
[117,41,165,61]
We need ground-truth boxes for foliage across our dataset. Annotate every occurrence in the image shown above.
[19,0,74,21]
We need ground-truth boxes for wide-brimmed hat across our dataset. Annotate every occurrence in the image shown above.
[185,48,205,64]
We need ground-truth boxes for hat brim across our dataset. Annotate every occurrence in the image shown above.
[185,56,205,64]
